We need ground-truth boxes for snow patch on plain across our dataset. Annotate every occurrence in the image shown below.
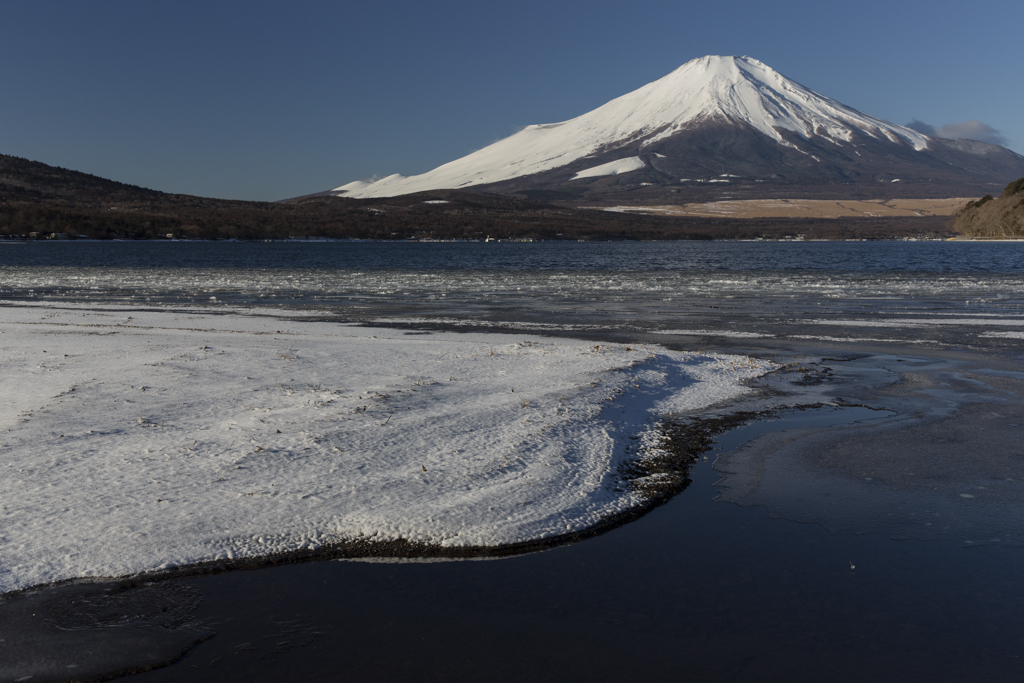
[0,303,774,595]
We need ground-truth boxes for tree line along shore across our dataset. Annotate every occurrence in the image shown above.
[0,195,956,242]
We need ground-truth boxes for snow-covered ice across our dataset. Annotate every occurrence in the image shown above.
[650,329,773,339]
[814,317,1024,327]
[0,303,774,595]
[981,331,1024,339]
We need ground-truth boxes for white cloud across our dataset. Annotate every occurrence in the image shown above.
[906,119,1008,146]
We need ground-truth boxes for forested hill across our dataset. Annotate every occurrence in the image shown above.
[0,153,167,205]
[952,178,1024,237]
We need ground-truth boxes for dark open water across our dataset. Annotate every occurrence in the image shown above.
[2,241,1023,682]
[132,409,1024,683]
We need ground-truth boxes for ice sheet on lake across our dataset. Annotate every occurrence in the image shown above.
[0,303,774,595]
[981,331,1024,339]
[814,317,1024,327]
[650,329,773,338]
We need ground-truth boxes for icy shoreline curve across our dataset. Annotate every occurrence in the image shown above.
[0,303,774,595]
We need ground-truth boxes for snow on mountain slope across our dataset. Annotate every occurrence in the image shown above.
[333,55,931,199]
[571,156,646,180]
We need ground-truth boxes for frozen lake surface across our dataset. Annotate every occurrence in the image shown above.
[3,241,1024,306]
[0,302,772,595]
[2,240,1023,681]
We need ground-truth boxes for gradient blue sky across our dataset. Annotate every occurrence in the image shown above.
[3,0,1021,200]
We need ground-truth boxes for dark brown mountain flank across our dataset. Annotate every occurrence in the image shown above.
[952,178,1024,238]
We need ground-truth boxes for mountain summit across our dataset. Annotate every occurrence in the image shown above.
[333,56,1024,202]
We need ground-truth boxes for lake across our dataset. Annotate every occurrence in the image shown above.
[1,241,1022,682]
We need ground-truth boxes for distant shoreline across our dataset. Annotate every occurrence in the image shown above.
[944,236,1024,242]
[0,236,978,243]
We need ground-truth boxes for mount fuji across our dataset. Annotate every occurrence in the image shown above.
[330,56,1024,204]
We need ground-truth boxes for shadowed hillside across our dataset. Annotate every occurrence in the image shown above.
[952,178,1024,237]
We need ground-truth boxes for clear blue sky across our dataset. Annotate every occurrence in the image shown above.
[3,0,1021,201]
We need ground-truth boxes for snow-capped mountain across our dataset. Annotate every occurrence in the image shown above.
[332,56,1024,201]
